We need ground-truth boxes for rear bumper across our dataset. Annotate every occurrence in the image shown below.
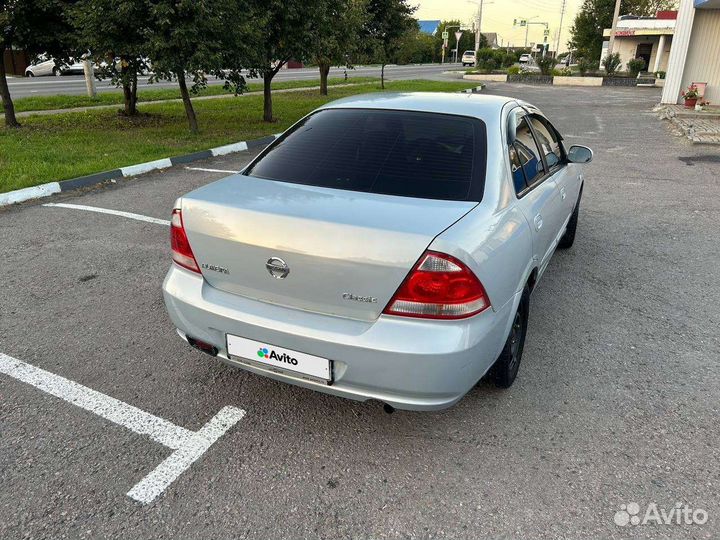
[163,265,515,411]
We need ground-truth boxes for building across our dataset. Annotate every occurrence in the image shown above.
[418,20,441,36]
[483,32,499,49]
[600,11,676,74]
[661,0,720,103]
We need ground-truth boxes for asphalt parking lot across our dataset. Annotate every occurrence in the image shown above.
[1,84,719,539]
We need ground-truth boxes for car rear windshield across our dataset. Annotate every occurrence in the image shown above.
[243,108,487,201]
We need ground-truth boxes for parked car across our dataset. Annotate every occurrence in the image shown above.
[461,50,476,67]
[518,53,532,65]
[25,55,84,77]
[163,93,593,411]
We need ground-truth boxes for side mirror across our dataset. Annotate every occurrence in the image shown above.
[567,145,593,164]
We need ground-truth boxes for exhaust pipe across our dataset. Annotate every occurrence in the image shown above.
[187,336,218,357]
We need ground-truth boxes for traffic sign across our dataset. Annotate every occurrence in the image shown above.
[454,31,463,42]
[442,31,449,39]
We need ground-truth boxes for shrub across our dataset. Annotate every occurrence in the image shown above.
[626,57,646,77]
[655,70,666,79]
[576,57,596,76]
[536,55,555,76]
[475,48,515,72]
[553,67,572,76]
[602,52,622,76]
[507,65,521,75]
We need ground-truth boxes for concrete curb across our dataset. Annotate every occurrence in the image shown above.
[0,133,280,207]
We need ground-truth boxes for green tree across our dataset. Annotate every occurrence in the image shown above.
[145,0,255,133]
[72,0,152,116]
[1,0,77,127]
[433,21,485,63]
[246,0,324,122]
[311,0,366,95]
[394,26,436,64]
[363,0,416,88]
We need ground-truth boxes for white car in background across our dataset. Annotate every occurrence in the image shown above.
[461,50,476,67]
[25,55,85,77]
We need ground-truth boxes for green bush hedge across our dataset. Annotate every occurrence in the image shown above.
[476,48,515,72]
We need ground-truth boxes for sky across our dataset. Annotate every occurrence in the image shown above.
[415,0,585,52]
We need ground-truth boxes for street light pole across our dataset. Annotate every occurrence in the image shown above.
[555,0,567,56]
[467,0,493,51]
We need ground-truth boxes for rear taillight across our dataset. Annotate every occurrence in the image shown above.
[383,251,490,319]
[170,209,200,273]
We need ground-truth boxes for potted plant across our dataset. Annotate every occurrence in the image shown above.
[682,84,699,108]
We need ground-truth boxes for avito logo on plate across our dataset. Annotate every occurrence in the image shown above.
[257,347,298,366]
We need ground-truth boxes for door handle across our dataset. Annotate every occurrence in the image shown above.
[560,186,567,200]
[534,214,543,231]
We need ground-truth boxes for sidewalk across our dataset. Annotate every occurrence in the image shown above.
[655,104,720,144]
[1,82,365,120]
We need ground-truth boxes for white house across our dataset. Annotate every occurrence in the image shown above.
[600,12,676,74]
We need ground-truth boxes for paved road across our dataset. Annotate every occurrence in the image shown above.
[1,84,719,539]
[7,63,464,98]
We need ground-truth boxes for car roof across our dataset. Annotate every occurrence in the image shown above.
[318,92,517,120]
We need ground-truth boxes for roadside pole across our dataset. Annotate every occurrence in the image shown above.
[607,0,622,57]
[83,56,96,98]
[442,30,449,63]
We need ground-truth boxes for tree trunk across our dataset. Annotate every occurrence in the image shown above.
[177,72,198,134]
[131,72,138,112]
[319,63,330,95]
[263,71,274,122]
[0,59,20,128]
[122,83,133,115]
[120,62,138,116]
[381,63,385,90]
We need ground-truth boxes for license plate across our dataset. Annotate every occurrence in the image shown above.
[226,334,332,382]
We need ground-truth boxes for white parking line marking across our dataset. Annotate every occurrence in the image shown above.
[0,353,245,504]
[0,353,191,449]
[185,167,240,174]
[127,406,245,504]
[43,203,170,226]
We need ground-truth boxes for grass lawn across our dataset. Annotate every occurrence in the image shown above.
[0,79,478,193]
[6,77,379,114]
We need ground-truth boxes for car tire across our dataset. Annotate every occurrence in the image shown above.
[53,67,61,76]
[558,188,582,250]
[26,71,35,77]
[491,285,529,389]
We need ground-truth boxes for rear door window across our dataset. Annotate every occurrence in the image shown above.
[244,108,487,201]
[528,116,563,169]
[512,116,545,188]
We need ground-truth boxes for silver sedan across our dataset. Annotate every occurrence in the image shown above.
[163,92,593,411]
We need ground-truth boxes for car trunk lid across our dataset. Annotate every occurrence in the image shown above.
[181,175,477,321]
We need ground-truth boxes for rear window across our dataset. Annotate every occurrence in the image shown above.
[243,108,487,201]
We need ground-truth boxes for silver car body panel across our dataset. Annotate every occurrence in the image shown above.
[163,92,586,410]
[181,177,477,321]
